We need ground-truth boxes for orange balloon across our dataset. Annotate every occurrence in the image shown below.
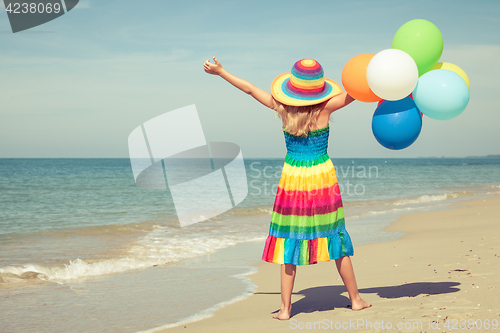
[342,54,382,103]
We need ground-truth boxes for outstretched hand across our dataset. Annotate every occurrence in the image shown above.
[202,56,278,110]
[204,57,223,75]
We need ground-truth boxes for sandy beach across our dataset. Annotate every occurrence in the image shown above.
[163,194,500,332]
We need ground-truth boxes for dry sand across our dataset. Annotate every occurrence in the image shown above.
[163,195,500,332]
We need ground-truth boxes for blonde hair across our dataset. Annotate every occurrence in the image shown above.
[274,103,324,137]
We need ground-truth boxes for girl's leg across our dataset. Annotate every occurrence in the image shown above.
[272,263,296,320]
[335,256,372,310]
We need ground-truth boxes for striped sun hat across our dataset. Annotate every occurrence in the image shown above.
[271,59,342,106]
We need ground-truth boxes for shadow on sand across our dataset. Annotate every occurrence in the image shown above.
[256,281,460,318]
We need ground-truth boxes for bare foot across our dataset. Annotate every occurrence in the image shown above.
[351,298,372,311]
[272,305,292,320]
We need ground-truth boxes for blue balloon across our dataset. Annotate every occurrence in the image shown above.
[372,97,422,150]
[413,69,469,120]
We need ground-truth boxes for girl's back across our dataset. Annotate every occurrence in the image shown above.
[203,56,372,319]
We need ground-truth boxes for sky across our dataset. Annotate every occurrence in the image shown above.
[0,0,499,158]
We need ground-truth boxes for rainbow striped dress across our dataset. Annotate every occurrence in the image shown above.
[262,125,354,265]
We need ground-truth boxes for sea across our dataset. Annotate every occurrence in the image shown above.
[1,157,499,332]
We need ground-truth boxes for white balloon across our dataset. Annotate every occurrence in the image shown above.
[367,49,419,101]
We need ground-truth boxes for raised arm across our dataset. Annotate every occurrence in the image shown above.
[323,92,355,115]
[204,57,280,111]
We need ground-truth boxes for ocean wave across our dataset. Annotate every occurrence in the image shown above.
[343,190,493,221]
[0,253,218,284]
[49,221,158,236]
[1,220,160,243]
[0,258,150,283]
[391,192,474,206]
[0,221,268,285]
[366,204,442,216]
[221,205,274,217]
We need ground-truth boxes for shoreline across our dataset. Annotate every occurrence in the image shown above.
[159,194,500,332]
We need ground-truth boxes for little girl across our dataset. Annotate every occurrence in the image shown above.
[204,57,372,320]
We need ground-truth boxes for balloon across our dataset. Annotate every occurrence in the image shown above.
[377,93,410,106]
[392,19,443,76]
[431,62,470,90]
[376,94,423,117]
[341,54,382,103]
[413,69,470,120]
[372,97,422,150]
[367,49,418,101]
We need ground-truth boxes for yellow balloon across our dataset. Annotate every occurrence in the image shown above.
[431,62,470,90]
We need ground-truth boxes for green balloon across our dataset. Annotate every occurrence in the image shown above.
[392,19,443,76]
